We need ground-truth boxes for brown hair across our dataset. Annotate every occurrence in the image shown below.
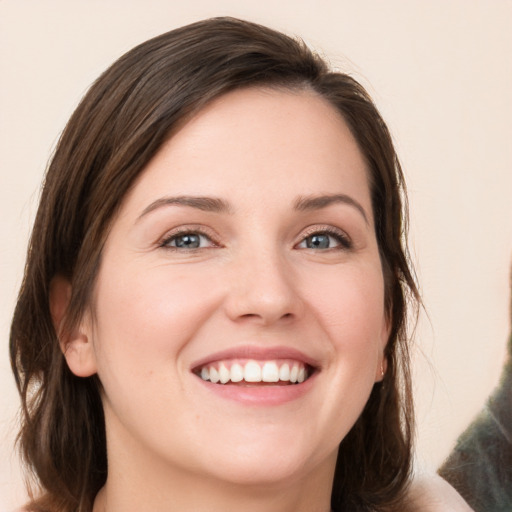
[10,17,419,512]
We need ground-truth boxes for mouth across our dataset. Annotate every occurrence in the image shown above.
[193,359,314,386]
[190,346,320,405]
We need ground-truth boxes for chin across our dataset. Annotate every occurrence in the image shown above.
[194,430,333,487]
[206,456,311,487]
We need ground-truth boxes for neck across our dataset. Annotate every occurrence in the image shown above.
[93,467,334,512]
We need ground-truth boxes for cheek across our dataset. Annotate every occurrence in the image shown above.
[88,263,225,429]
[304,262,387,347]
[295,262,386,446]
[91,261,220,375]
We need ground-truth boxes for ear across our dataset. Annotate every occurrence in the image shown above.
[375,356,388,383]
[49,275,97,377]
[375,313,391,382]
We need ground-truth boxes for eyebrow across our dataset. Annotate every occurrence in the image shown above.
[137,193,369,224]
[294,194,369,225]
[137,196,232,221]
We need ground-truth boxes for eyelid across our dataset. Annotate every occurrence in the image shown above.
[296,225,352,249]
[159,225,221,249]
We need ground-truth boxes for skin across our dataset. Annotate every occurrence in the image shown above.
[54,87,390,512]
[407,474,474,511]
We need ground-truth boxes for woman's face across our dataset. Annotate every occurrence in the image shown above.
[77,88,389,488]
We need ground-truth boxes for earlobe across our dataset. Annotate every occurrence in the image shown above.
[49,275,97,378]
[375,314,391,382]
[375,357,388,382]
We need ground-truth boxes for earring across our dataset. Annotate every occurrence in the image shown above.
[380,361,385,378]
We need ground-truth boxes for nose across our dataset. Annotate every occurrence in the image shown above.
[223,247,304,326]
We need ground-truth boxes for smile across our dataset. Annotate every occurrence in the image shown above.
[196,359,310,385]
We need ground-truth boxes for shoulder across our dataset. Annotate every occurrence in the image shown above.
[406,473,475,511]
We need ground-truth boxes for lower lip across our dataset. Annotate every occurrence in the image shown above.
[194,373,317,406]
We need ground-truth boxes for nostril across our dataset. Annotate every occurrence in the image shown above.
[237,311,295,324]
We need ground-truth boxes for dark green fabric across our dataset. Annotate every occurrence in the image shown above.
[439,345,512,512]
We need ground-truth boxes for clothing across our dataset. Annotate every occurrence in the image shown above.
[439,345,512,512]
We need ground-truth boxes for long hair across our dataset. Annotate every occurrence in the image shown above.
[10,17,419,512]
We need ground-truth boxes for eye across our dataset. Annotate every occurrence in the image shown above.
[297,229,352,250]
[161,230,215,250]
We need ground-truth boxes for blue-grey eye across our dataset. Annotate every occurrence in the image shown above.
[297,230,350,250]
[306,234,332,249]
[174,234,201,248]
[163,232,214,249]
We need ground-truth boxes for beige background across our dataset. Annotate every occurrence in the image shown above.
[1,0,511,509]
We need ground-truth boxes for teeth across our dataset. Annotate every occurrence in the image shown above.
[219,363,230,384]
[244,361,262,382]
[261,362,279,382]
[209,367,220,384]
[290,364,299,383]
[230,363,244,382]
[197,359,310,385]
[279,363,290,381]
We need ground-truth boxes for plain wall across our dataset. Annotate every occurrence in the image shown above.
[1,0,511,509]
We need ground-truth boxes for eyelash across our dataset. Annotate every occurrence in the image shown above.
[159,226,352,251]
[297,226,352,251]
[160,227,219,251]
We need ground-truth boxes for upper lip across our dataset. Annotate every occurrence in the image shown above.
[190,345,321,372]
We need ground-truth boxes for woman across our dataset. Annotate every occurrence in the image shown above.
[10,17,419,512]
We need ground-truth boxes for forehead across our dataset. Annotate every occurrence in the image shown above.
[121,87,371,217]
